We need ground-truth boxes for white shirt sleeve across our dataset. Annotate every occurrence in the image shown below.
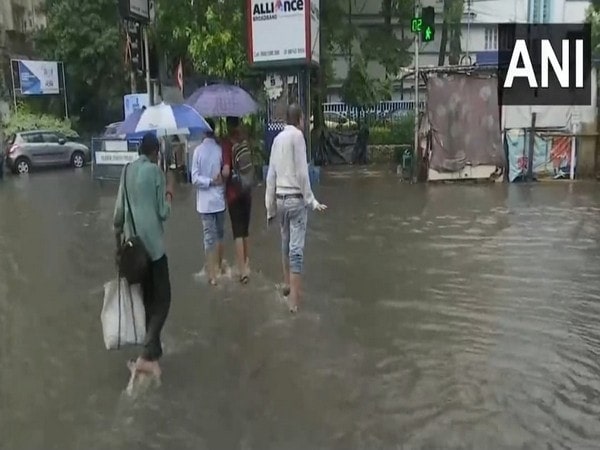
[293,131,317,208]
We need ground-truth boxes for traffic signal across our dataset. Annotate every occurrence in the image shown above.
[126,21,144,74]
[421,6,435,42]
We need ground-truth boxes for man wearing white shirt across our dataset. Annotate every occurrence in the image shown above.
[265,104,327,313]
[191,118,226,286]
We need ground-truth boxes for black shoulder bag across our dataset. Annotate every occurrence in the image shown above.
[118,163,150,285]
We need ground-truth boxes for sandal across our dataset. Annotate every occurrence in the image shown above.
[209,278,217,286]
[240,275,249,284]
[281,285,291,297]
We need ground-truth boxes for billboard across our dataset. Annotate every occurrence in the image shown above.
[119,0,150,23]
[124,93,150,119]
[17,60,60,95]
[247,0,319,66]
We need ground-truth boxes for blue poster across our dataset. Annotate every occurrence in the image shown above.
[123,93,150,119]
[18,60,60,95]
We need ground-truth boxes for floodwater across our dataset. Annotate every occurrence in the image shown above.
[1,167,600,450]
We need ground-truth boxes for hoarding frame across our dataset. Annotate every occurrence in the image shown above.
[10,59,69,119]
[119,0,151,24]
[246,0,320,68]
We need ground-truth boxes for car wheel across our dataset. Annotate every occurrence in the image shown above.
[14,157,31,175]
[71,151,85,168]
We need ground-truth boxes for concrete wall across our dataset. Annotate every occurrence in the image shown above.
[577,121,597,178]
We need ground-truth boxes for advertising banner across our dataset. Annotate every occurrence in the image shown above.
[248,0,319,66]
[18,60,60,95]
[95,151,139,165]
[124,93,150,119]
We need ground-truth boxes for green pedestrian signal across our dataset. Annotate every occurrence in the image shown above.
[423,26,433,42]
[421,6,435,42]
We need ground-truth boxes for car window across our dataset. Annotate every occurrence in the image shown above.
[42,133,59,143]
[25,133,44,143]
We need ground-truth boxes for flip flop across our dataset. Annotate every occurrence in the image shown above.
[240,275,249,284]
[209,278,217,286]
[281,286,291,297]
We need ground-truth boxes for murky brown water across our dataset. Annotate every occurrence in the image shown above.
[1,167,600,449]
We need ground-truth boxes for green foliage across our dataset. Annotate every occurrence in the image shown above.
[368,114,414,145]
[2,103,75,136]
[36,0,128,130]
[338,0,413,106]
[158,0,248,82]
[587,5,600,54]
[341,57,392,107]
[366,0,412,74]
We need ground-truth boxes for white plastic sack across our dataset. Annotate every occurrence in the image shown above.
[101,278,146,350]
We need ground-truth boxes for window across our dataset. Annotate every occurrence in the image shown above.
[24,133,43,143]
[484,27,498,50]
[42,133,59,143]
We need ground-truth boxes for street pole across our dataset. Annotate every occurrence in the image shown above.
[413,0,420,183]
[143,25,151,105]
[526,112,537,181]
[61,62,69,120]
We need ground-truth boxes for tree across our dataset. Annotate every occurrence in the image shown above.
[338,0,413,107]
[438,0,464,65]
[588,4,600,54]
[156,0,249,83]
[36,0,128,129]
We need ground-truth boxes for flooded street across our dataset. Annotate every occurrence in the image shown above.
[1,168,600,449]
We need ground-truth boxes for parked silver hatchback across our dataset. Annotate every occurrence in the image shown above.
[4,130,91,175]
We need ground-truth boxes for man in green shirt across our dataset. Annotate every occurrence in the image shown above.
[113,133,175,379]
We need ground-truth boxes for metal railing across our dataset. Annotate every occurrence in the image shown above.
[322,101,426,120]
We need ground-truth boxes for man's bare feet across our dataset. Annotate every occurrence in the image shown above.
[132,357,161,378]
[287,298,299,313]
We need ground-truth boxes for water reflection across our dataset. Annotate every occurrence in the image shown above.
[1,170,600,449]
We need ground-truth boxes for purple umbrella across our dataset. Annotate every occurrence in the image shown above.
[185,84,258,118]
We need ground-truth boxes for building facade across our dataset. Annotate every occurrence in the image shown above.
[327,0,591,101]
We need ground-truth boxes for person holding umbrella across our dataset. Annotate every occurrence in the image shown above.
[184,84,260,285]
[221,116,253,284]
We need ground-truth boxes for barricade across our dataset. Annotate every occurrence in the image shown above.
[91,137,141,181]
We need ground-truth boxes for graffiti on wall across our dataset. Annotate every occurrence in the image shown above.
[505,129,575,182]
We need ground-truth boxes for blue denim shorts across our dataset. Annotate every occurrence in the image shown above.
[277,197,308,274]
[201,211,225,252]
